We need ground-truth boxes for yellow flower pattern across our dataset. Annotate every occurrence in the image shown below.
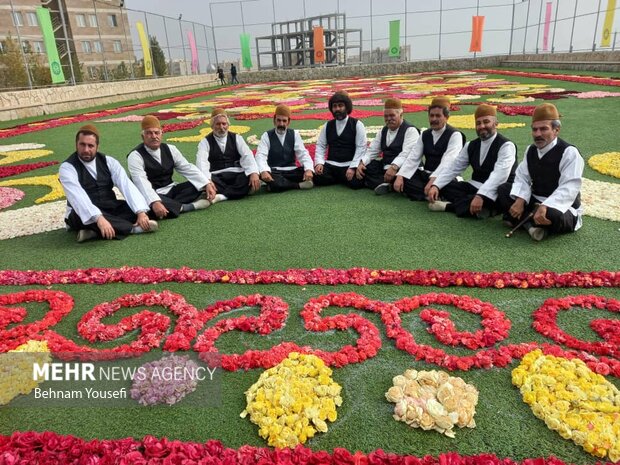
[0,174,65,203]
[0,340,51,405]
[588,152,620,179]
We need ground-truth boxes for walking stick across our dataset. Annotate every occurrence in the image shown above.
[505,212,534,238]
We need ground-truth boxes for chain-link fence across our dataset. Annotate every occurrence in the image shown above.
[1,0,618,90]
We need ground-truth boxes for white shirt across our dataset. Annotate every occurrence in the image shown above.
[433,133,516,201]
[361,124,420,169]
[510,138,584,229]
[397,126,463,179]
[127,143,209,206]
[59,155,149,225]
[314,116,368,168]
[196,133,259,181]
[255,129,314,173]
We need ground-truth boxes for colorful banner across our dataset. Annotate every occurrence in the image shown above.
[35,7,65,84]
[601,0,617,47]
[389,20,400,57]
[187,30,198,74]
[313,27,325,63]
[469,16,485,52]
[136,22,153,76]
[542,2,552,51]
[240,33,253,70]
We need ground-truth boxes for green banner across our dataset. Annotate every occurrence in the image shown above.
[240,33,253,69]
[36,7,65,84]
[389,20,400,57]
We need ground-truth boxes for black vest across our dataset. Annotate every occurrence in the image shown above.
[267,129,296,168]
[131,143,174,190]
[65,152,117,207]
[206,132,242,172]
[326,117,358,163]
[526,138,581,208]
[421,125,462,172]
[380,121,415,166]
[467,134,517,184]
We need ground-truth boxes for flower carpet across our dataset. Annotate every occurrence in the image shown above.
[0,69,619,464]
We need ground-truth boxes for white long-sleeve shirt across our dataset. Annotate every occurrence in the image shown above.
[510,138,584,230]
[361,124,420,169]
[127,143,209,206]
[59,155,149,225]
[433,133,516,201]
[314,116,368,168]
[397,126,463,179]
[255,129,314,172]
[195,133,258,181]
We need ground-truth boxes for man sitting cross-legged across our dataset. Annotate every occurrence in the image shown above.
[426,104,517,219]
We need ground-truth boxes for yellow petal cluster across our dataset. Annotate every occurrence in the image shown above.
[0,149,53,165]
[512,349,620,462]
[240,352,342,448]
[385,369,478,438]
[0,174,65,203]
[0,340,51,405]
[588,152,620,179]
[446,115,525,130]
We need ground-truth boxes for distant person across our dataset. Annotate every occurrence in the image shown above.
[230,63,239,84]
[196,108,260,202]
[496,103,583,241]
[217,66,226,85]
[127,115,213,220]
[355,98,420,194]
[255,104,314,192]
[313,90,367,189]
[59,124,156,243]
[426,104,517,219]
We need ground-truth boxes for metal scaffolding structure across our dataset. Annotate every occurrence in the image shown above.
[255,13,362,70]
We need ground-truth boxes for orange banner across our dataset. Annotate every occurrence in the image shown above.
[314,27,325,63]
[469,16,485,52]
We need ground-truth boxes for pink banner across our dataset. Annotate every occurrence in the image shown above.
[187,30,199,74]
[542,2,552,51]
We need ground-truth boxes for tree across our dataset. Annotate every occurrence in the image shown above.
[150,36,167,77]
[0,35,29,89]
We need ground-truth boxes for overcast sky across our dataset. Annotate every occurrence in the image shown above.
[123,0,618,70]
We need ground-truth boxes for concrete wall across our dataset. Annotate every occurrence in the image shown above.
[1,51,617,122]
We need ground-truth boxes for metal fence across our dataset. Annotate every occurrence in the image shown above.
[1,0,618,90]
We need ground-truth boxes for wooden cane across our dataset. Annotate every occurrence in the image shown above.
[505,212,534,238]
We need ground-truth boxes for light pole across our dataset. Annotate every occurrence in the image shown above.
[178,14,188,75]
[8,0,34,88]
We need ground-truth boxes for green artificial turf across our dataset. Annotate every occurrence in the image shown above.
[0,69,619,462]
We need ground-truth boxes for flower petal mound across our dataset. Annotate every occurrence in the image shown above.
[512,349,620,462]
[0,340,51,405]
[385,369,478,438]
[240,352,342,448]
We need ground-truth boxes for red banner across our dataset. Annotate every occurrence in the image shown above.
[313,26,325,63]
[469,16,485,52]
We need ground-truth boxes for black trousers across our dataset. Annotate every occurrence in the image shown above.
[212,171,251,199]
[496,182,578,234]
[402,170,432,200]
[154,181,202,218]
[65,200,136,240]
[440,181,495,218]
[267,168,304,193]
[314,164,365,189]
[363,160,389,190]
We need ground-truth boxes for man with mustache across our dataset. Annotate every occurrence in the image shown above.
[128,115,213,220]
[355,98,420,194]
[255,104,314,192]
[497,103,583,241]
[59,124,156,242]
[426,104,517,219]
[314,90,367,188]
[393,97,464,200]
[196,108,260,202]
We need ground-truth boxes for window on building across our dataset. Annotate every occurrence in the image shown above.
[107,14,118,27]
[26,12,38,27]
[94,41,103,53]
[0,42,4,54]
[89,14,97,27]
[76,14,86,27]
[12,11,24,27]
[113,40,122,53]
[81,41,92,53]
[21,40,30,53]
[32,41,44,53]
